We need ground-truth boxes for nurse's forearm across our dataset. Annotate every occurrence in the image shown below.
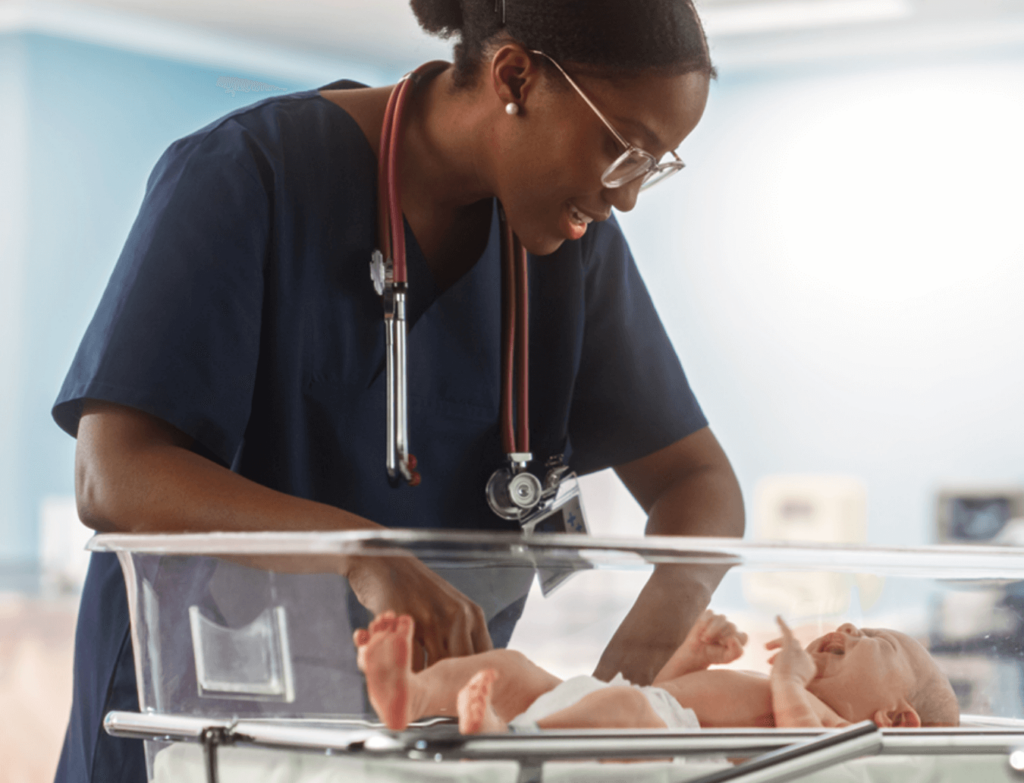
[642,459,745,609]
[643,461,745,539]
[595,466,743,681]
[75,401,496,658]
[75,400,381,536]
[595,430,744,684]
[615,427,744,540]
[629,428,745,625]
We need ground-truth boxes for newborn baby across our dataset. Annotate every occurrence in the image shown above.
[354,610,959,734]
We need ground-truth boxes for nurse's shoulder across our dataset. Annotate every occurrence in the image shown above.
[319,85,395,159]
[149,86,373,195]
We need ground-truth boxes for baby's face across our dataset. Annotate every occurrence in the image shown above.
[803,624,933,723]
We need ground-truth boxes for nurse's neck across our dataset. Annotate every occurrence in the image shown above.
[402,67,496,207]
[396,66,505,290]
[321,64,504,291]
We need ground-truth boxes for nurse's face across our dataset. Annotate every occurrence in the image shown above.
[495,63,709,256]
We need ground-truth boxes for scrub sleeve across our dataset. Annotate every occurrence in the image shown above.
[52,84,707,782]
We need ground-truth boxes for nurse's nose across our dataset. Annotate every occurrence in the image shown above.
[603,177,642,213]
[837,623,861,636]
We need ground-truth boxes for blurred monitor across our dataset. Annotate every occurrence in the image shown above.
[936,487,1024,544]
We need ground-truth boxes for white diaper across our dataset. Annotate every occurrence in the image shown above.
[508,674,699,732]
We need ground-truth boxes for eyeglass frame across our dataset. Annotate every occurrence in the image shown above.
[529,50,686,192]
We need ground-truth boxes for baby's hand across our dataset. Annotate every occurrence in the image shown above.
[680,609,748,668]
[766,616,816,687]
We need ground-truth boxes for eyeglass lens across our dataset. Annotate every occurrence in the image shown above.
[602,150,684,190]
[639,163,684,191]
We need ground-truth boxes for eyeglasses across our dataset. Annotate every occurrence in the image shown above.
[530,50,686,192]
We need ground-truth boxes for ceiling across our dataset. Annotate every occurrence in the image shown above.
[3,0,1023,75]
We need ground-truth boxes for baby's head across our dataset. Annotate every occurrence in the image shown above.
[804,624,959,727]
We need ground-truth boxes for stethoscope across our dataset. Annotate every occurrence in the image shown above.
[370,62,577,526]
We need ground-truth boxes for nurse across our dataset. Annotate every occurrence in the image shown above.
[53,0,743,780]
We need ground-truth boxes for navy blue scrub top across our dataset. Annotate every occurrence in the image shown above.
[52,81,707,782]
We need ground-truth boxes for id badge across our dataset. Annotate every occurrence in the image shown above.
[519,472,589,596]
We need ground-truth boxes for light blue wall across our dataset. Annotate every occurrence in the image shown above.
[0,31,385,562]
[0,35,31,564]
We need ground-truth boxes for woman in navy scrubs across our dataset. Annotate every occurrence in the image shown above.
[53,0,744,779]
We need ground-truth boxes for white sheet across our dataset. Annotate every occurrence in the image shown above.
[152,743,1017,783]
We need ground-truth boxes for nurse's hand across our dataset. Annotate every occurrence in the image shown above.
[346,555,493,670]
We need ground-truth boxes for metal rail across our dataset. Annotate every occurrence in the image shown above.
[105,711,1024,783]
[86,530,1024,580]
[686,721,880,783]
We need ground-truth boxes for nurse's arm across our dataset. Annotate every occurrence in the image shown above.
[75,399,493,661]
[592,427,744,685]
[76,400,378,535]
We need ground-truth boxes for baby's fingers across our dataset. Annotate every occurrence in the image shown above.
[775,615,795,638]
[695,611,725,643]
[723,636,744,662]
[704,614,747,645]
[765,637,783,650]
[683,609,714,646]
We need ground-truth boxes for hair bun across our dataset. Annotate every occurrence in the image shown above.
[410,0,465,37]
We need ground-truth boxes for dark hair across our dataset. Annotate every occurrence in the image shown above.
[410,0,714,88]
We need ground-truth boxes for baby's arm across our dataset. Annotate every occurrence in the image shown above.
[768,617,847,729]
[652,610,747,685]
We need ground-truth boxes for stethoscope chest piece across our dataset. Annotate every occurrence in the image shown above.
[487,454,590,596]
[487,455,589,530]
[486,454,543,520]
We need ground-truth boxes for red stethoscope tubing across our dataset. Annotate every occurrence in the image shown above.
[378,74,414,284]
[499,216,530,456]
[377,63,530,483]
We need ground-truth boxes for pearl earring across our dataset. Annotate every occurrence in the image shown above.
[505,102,519,116]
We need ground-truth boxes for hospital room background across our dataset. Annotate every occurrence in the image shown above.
[0,0,1022,780]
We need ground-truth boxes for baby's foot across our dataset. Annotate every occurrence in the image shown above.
[355,612,417,730]
[355,611,400,673]
[457,669,508,734]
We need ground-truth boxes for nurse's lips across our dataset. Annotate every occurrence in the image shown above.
[561,202,599,240]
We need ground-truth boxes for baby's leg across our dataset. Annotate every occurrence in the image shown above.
[536,686,668,731]
[355,612,560,729]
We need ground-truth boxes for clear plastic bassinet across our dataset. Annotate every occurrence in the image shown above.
[89,530,1024,783]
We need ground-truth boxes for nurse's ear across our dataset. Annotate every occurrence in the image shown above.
[489,44,544,116]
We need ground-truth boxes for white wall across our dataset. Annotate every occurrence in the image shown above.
[616,54,1024,546]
